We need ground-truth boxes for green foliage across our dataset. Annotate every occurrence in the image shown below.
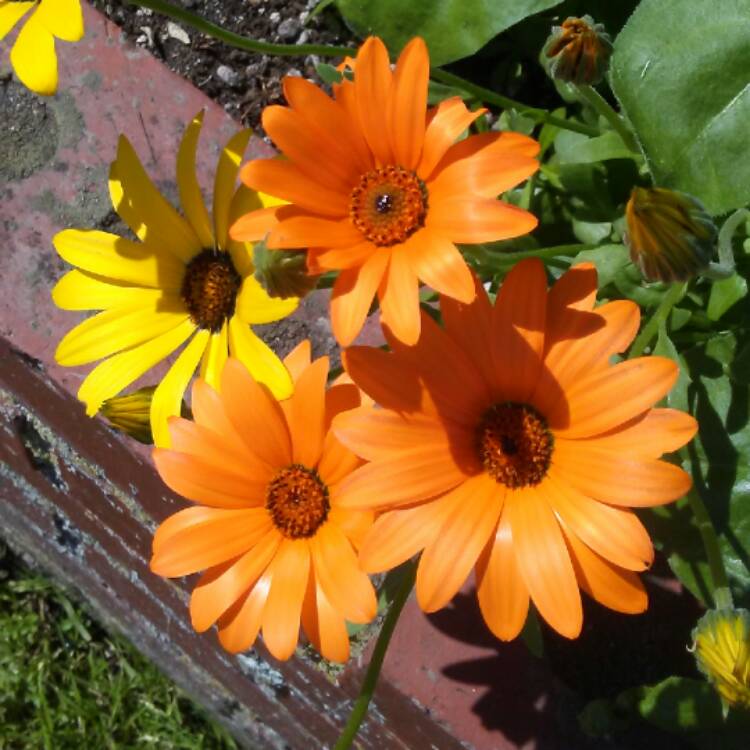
[334,0,564,65]
[0,548,237,750]
[611,0,750,215]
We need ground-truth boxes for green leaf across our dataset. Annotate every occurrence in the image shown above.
[707,274,748,321]
[335,0,564,66]
[520,606,543,658]
[315,62,343,85]
[571,243,629,288]
[556,130,635,165]
[611,0,750,215]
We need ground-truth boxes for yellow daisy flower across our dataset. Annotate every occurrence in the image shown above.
[0,0,84,95]
[52,112,298,447]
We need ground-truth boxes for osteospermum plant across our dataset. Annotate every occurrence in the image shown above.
[32,1,750,747]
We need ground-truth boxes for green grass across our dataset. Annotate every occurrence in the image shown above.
[0,543,238,750]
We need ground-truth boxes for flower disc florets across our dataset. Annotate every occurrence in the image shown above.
[266,464,331,539]
[181,250,241,332]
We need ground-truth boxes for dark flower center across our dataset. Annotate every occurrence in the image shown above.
[180,250,241,332]
[476,403,553,488]
[265,464,330,539]
[349,166,428,246]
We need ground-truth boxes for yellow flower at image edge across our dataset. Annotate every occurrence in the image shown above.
[52,112,299,447]
[693,608,750,710]
[0,0,83,95]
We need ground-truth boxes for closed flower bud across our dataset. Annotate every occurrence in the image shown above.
[544,16,613,86]
[692,607,750,711]
[101,387,157,444]
[625,187,717,282]
[253,241,317,300]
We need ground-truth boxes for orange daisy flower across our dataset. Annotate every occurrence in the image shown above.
[230,36,540,346]
[150,342,376,661]
[333,259,697,639]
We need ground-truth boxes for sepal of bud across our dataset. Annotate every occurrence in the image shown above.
[101,386,157,444]
[253,240,318,300]
[625,186,717,282]
[544,16,613,86]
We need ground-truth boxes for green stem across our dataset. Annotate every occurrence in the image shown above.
[126,0,356,57]
[480,242,591,264]
[431,69,600,137]
[575,85,640,153]
[628,282,686,357]
[333,561,416,750]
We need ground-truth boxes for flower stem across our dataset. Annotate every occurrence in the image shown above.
[125,0,356,57]
[575,84,640,153]
[481,243,591,264]
[431,69,600,137]
[333,561,417,750]
[628,282,687,358]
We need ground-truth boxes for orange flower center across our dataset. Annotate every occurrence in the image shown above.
[181,250,241,332]
[265,464,330,539]
[349,166,428,246]
[477,403,553,488]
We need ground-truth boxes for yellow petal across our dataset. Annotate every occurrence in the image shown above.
[177,111,214,249]
[56,303,188,366]
[199,321,228,390]
[228,315,292,399]
[78,318,196,416]
[109,136,201,263]
[51,270,167,311]
[235,275,298,324]
[214,128,252,250]
[10,13,57,96]
[35,0,83,42]
[53,229,185,290]
[0,3,34,40]
[150,329,210,447]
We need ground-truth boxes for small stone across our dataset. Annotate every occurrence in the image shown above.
[137,26,154,48]
[166,21,190,45]
[277,18,301,40]
[216,65,239,86]
[269,11,281,23]
[285,68,303,78]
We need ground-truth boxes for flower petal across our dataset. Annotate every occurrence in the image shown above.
[354,36,393,165]
[0,2,33,40]
[267,213,363,250]
[416,475,502,612]
[508,485,583,639]
[289,356,329,467]
[301,571,350,663]
[214,128,251,249]
[10,13,57,95]
[235,275,298,325]
[407,229,475,304]
[378,246,421,345]
[199,322,228,391]
[261,539,310,660]
[476,509,530,641]
[217,569,272,653]
[35,0,83,41]
[307,241,375,273]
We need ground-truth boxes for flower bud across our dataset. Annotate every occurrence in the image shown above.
[692,607,750,711]
[253,241,317,300]
[625,187,717,282]
[101,387,157,444]
[544,16,613,86]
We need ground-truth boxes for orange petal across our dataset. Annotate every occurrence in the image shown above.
[545,469,653,570]
[562,524,648,614]
[190,379,241,440]
[416,475,503,612]
[390,37,429,170]
[153,449,268,509]
[440,274,497,389]
[262,105,357,192]
[283,75,372,174]
[357,497,451,573]
[229,205,283,243]
[436,130,540,172]
[331,249,389,346]
[308,241,376,272]
[354,37,393,165]
[153,505,224,555]
[150,507,272,577]
[267,213,362,250]
[549,449,692,507]
[407,229,475,304]
[220,358,292,469]
[333,406,449,461]
[301,569,351,663]
[335,443,470,510]
[548,357,678,438]
[476,510,530,641]
[342,345,427,413]
[491,258,547,402]
[311,522,377,623]
[289,356,329,467]
[190,531,280,632]
[508,485,583,639]
[240,159,348,217]
[418,98,486,180]
[579,408,698,458]
[386,310,491,427]
[217,569,272,653]
[378,246,421,345]
[318,384,362,485]
[283,339,311,383]
[427,196,538,244]
[261,539,310,660]
[327,506,373,550]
